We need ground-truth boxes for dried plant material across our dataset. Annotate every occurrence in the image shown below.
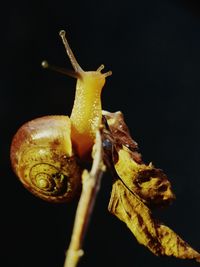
[108,179,200,262]
[102,110,200,262]
[114,147,175,207]
[64,131,105,267]
[11,29,200,267]
[102,111,175,207]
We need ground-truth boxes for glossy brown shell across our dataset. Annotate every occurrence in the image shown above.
[10,115,82,203]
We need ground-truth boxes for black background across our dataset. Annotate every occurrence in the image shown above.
[2,0,200,267]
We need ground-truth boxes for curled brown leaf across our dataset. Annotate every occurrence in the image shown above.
[108,179,200,262]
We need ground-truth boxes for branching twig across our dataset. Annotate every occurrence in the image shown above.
[64,131,105,267]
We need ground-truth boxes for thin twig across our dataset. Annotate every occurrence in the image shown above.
[64,131,105,267]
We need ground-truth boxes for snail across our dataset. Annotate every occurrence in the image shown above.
[10,30,112,203]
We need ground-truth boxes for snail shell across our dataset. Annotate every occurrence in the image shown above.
[10,115,82,203]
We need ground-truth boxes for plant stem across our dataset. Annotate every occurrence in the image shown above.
[64,131,105,267]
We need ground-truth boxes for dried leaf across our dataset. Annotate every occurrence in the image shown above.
[102,111,175,207]
[102,110,200,262]
[114,146,175,207]
[108,179,200,262]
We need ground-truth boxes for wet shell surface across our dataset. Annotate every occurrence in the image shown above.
[10,115,82,203]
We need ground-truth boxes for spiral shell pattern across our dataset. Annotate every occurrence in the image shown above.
[10,115,82,203]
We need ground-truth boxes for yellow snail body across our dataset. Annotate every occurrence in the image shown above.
[10,30,111,202]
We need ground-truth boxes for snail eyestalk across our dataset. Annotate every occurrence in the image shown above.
[42,30,112,158]
[41,60,80,79]
[41,60,49,68]
[59,30,83,73]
